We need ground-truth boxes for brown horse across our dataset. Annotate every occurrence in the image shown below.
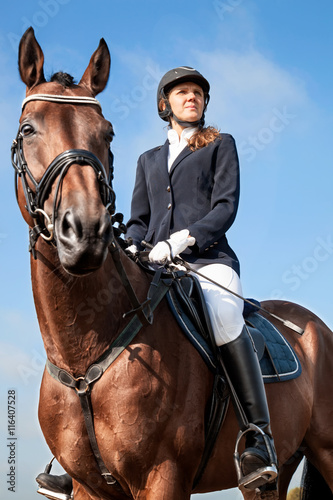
[13,27,333,500]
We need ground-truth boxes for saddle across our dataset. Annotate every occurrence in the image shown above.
[166,274,302,383]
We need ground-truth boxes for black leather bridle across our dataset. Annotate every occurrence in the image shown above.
[11,94,116,255]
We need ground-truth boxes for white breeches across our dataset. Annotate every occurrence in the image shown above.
[189,263,245,346]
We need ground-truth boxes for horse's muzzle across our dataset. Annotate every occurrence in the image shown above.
[56,206,113,276]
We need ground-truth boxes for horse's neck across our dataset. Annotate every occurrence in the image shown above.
[31,243,147,375]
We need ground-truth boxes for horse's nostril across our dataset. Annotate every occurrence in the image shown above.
[62,212,70,233]
[61,210,83,240]
[58,208,112,248]
[98,213,112,241]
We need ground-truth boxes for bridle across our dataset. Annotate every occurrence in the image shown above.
[11,92,151,326]
[11,93,116,255]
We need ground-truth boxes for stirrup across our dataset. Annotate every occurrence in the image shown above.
[233,424,278,490]
[36,458,73,500]
[37,488,73,500]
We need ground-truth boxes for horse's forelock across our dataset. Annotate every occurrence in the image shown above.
[50,72,76,87]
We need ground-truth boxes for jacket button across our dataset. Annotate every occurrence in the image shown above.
[166,185,171,192]
[167,203,172,210]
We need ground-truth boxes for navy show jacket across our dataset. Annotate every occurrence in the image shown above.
[126,133,240,275]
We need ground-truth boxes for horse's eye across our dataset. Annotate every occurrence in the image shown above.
[21,123,34,137]
[105,123,114,144]
[105,133,113,144]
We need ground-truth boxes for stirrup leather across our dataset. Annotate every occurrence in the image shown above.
[233,424,278,490]
[37,487,73,500]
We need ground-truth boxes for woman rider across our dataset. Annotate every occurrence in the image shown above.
[126,66,278,491]
[35,66,277,498]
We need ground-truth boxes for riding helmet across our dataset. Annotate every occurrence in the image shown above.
[157,66,210,123]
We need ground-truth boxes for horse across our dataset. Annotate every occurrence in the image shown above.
[13,27,333,500]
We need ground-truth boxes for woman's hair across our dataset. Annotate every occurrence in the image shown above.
[158,97,220,151]
[187,126,220,151]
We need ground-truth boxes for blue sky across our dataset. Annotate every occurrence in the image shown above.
[0,1,332,499]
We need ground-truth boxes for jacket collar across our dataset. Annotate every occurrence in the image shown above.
[169,145,193,175]
[153,138,194,177]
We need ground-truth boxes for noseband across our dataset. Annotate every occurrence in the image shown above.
[11,94,116,255]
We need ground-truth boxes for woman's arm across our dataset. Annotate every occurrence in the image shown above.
[126,155,151,248]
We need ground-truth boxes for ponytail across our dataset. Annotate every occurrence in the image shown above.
[187,126,220,151]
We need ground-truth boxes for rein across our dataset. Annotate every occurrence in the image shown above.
[11,94,116,256]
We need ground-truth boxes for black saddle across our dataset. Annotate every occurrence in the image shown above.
[167,274,302,383]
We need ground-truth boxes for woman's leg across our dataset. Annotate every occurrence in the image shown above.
[189,262,244,345]
[190,263,278,490]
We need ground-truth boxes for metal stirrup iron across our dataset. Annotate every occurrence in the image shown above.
[233,424,278,490]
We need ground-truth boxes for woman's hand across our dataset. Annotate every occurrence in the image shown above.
[148,229,195,264]
[125,244,138,256]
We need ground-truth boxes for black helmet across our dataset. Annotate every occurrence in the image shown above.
[157,66,210,126]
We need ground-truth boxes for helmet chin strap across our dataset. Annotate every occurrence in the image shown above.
[171,112,205,128]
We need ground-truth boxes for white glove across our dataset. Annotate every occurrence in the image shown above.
[148,229,195,264]
[125,244,138,256]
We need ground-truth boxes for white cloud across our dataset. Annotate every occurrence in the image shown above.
[111,44,314,142]
[194,48,312,138]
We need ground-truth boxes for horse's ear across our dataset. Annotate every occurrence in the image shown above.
[79,39,110,97]
[18,27,46,89]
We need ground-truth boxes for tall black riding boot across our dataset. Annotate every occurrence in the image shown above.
[219,326,278,490]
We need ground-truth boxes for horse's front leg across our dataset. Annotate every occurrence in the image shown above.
[73,479,120,500]
[133,462,192,500]
[72,479,96,499]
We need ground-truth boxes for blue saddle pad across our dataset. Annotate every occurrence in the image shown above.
[246,312,302,383]
[166,287,302,384]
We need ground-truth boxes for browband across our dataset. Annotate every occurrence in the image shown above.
[22,93,102,111]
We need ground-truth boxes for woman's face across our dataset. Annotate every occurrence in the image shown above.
[167,82,205,125]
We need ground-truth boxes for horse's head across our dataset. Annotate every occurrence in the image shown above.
[13,27,115,276]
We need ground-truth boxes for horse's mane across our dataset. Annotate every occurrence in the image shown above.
[50,72,76,87]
